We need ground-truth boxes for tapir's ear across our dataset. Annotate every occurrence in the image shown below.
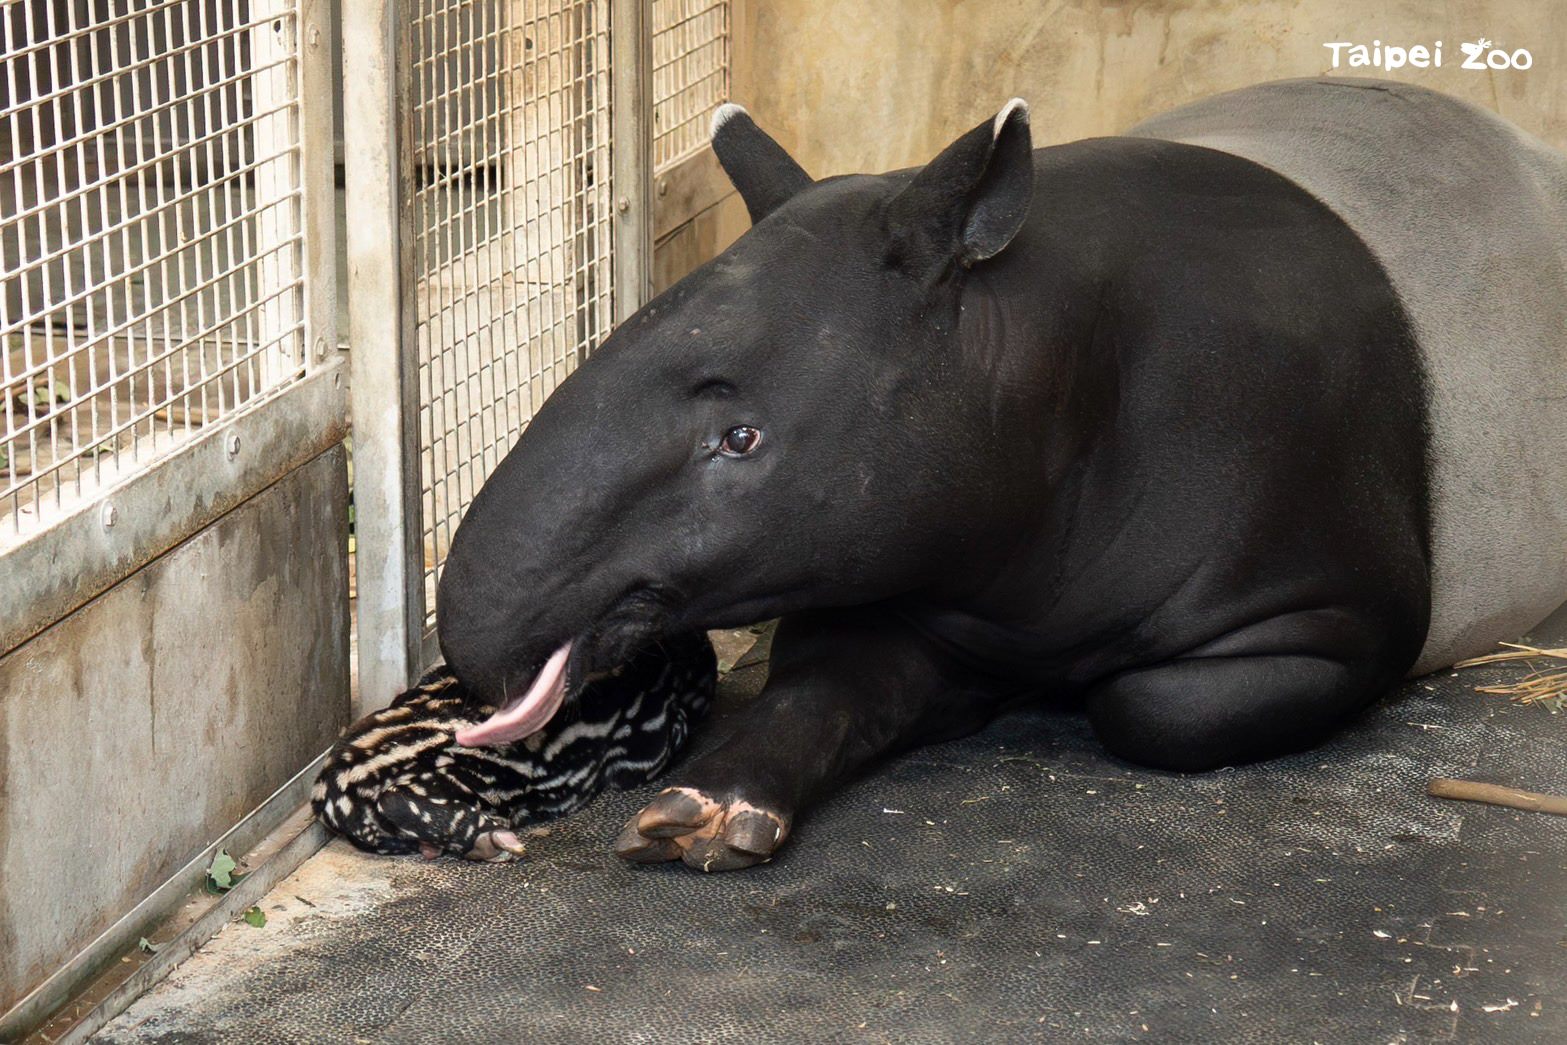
[885,99,1034,277]
[711,103,813,225]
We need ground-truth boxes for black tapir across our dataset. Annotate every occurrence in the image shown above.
[434,79,1567,872]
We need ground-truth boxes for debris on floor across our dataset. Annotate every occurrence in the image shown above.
[1454,642,1567,712]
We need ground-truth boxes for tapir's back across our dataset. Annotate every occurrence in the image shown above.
[1128,78,1567,674]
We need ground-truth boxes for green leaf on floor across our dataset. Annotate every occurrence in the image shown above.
[205,849,247,893]
[206,849,236,889]
[242,906,267,928]
[137,937,159,955]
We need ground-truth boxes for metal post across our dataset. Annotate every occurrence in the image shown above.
[612,0,654,326]
[344,0,423,714]
[249,0,299,388]
[298,0,340,374]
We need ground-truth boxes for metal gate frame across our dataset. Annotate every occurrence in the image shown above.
[346,0,654,714]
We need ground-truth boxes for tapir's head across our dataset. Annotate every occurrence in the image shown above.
[439,100,1038,744]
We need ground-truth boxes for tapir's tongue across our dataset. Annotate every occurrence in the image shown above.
[455,641,573,747]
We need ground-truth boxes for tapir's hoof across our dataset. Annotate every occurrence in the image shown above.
[418,830,524,863]
[614,786,789,872]
[463,829,528,862]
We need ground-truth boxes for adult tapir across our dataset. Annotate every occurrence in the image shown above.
[435,78,1567,872]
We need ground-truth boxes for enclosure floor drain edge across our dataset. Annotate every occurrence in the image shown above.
[5,758,332,1045]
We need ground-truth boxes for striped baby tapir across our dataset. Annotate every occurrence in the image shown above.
[312,635,715,860]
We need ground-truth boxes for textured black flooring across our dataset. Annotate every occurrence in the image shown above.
[101,616,1567,1043]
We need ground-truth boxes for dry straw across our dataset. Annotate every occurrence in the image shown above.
[1453,642,1567,712]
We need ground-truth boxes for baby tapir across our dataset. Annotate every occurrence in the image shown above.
[313,636,715,859]
[427,78,1567,871]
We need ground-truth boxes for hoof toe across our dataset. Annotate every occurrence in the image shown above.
[723,810,783,855]
[614,787,789,872]
[464,829,526,862]
[681,837,768,873]
[614,819,683,862]
[635,788,716,837]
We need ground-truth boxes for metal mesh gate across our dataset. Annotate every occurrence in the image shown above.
[349,0,663,708]
[349,0,733,708]
[651,0,728,170]
[1,0,310,537]
[410,0,615,629]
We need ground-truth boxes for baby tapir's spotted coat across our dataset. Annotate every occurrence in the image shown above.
[312,635,714,859]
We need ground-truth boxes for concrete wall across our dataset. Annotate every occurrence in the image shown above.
[654,0,1567,286]
[0,446,351,1012]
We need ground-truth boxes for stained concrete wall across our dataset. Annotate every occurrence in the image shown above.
[654,0,1567,287]
[0,446,351,1012]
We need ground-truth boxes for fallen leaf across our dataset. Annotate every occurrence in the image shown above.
[205,849,247,893]
[242,906,267,928]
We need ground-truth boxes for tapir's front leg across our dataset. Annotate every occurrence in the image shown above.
[615,608,1009,872]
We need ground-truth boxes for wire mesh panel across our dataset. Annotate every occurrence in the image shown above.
[651,0,727,170]
[410,0,615,629]
[0,0,309,537]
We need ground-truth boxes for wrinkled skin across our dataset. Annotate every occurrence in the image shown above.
[436,100,1431,871]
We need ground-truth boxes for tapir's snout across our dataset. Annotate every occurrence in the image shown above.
[433,518,538,699]
[435,384,601,686]
[433,364,686,738]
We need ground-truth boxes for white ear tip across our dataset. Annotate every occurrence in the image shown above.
[712,103,749,139]
[993,97,1030,137]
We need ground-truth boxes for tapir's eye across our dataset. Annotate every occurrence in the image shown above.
[718,425,763,457]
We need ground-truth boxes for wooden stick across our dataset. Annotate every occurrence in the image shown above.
[1428,777,1567,816]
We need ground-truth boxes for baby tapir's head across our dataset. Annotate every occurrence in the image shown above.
[438,100,1039,744]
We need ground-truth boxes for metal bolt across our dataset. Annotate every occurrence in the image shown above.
[102,503,118,529]
[313,335,328,361]
[226,432,242,459]
[616,196,630,214]
[657,177,669,197]
[309,25,321,48]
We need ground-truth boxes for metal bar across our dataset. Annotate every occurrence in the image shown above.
[0,0,198,70]
[613,0,655,324]
[297,0,339,372]
[0,97,301,232]
[0,361,348,657]
[0,50,297,184]
[345,0,425,715]
[402,0,616,649]
[3,172,300,343]
[0,4,344,1029]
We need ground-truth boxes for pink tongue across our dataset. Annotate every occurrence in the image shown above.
[455,642,574,747]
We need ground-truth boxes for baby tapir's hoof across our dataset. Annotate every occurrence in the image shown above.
[615,786,790,872]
